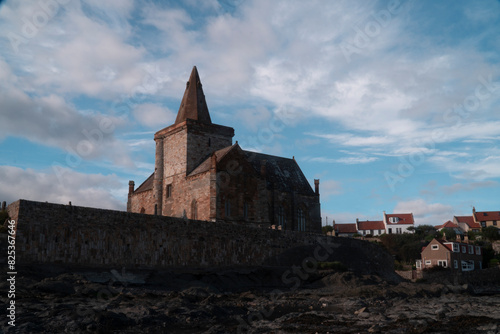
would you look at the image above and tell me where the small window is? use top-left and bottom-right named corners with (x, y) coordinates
top-left (494, 221), bottom-right (498, 226)
top-left (225, 199), bottom-right (231, 217)
top-left (462, 245), bottom-right (467, 253)
top-left (437, 260), bottom-right (447, 268)
top-left (454, 260), bottom-right (458, 269)
top-left (431, 244), bottom-right (439, 250)
top-left (475, 246), bottom-right (481, 255)
top-left (166, 184), bottom-right (172, 198)
top-left (468, 245), bottom-right (474, 254)
top-left (425, 260), bottom-right (431, 265)
top-left (461, 260), bottom-right (474, 271)
top-left (452, 243), bottom-right (459, 252)
top-left (481, 222), bottom-right (486, 227)
top-left (416, 260), bottom-right (421, 269)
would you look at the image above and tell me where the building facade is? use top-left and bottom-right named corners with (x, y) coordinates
top-left (127, 67), bottom-right (321, 232)
top-left (417, 238), bottom-right (483, 272)
top-left (473, 207), bottom-right (500, 230)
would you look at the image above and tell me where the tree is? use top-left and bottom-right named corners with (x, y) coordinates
top-left (322, 225), bottom-right (333, 235)
top-left (441, 228), bottom-right (456, 241)
top-left (482, 226), bottom-right (500, 241)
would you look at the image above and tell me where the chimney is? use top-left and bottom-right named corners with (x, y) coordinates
top-left (314, 179), bottom-right (320, 195)
top-left (464, 234), bottom-right (469, 244)
top-left (128, 180), bottom-right (135, 195)
top-left (456, 234), bottom-right (461, 242)
top-left (443, 231), bottom-right (447, 241)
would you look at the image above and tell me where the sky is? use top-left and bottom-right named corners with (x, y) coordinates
top-left (0, 0), bottom-right (499, 226)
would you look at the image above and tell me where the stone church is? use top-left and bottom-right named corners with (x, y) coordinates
top-left (127, 67), bottom-right (321, 232)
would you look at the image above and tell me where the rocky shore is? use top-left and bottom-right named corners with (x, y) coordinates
top-left (1, 265), bottom-right (499, 333)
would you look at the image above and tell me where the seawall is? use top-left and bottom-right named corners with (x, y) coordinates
top-left (6, 199), bottom-right (397, 280)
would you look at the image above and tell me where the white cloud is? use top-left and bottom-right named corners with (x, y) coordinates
top-left (442, 181), bottom-right (498, 194)
top-left (319, 179), bottom-right (343, 200)
top-left (394, 199), bottom-right (453, 226)
top-left (133, 103), bottom-right (176, 128)
top-left (0, 166), bottom-right (125, 210)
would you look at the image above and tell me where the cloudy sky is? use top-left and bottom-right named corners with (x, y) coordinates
top-left (1, 0), bottom-right (499, 226)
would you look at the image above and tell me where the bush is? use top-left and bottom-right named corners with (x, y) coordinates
top-left (488, 259), bottom-right (499, 268)
top-left (318, 261), bottom-right (348, 272)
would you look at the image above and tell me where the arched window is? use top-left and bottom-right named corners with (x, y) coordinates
top-left (191, 200), bottom-right (198, 220)
top-left (297, 208), bottom-right (306, 231)
top-left (278, 206), bottom-right (285, 227)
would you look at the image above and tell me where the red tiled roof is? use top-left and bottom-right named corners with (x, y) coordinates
top-left (435, 220), bottom-right (459, 230)
top-left (357, 220), bottom-right (385, 230)
top-left (335, 223), bottom-right (357, 234)
top-left (385, 213), bottom-right (415, 225)
top-left (474, 210), bottom-right (500, 222)
top-left (455, 215), bottom-right (481, 229)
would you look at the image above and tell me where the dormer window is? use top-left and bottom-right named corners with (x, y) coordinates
top-left (389, 217), bottom-right (399, 223)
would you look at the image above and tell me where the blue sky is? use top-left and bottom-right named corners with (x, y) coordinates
top-left (0, 0), bottom-right (499, 226)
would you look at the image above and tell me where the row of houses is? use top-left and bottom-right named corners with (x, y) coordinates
top-left (332, 207), bottom-right (500, 238)
top-left (332, 212), bottom-right (415, 237)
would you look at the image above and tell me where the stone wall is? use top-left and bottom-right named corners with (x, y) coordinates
top-left (6, 199), bottom-right (397, 280)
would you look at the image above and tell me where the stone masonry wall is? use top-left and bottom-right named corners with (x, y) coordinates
top-left (6, 200), bottom-right (397, 280)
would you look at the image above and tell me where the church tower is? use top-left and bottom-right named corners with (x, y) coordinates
top-left (152, 66), bottom-right (234, 216)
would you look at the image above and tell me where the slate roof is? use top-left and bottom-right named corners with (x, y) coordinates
top-left (357, 220), bottom-right (385, 231)
top-left (134, 173), bottom-right (154, 193)
top-left (175, 66), bottom-right (212, 125)
top-left (243, 150), bottom-right (315, 195)
top-left (188, 144), bottom-right (237, 176)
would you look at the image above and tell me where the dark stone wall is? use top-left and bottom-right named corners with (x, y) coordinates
top-left (7, 200), bottom-right (397, 281)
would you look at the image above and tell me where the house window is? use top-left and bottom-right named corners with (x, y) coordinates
top-left (437, 260), bottom-right (447, 268)
top-left (416, 260), bottom-right (422, 269)
top-left (461, 260), bottom-right (474, 271)
top-left (431, 244), bottom-right (439, 250)
top-left (452, 243), bottom-right (459, 252)
top-left (481, 222), bottom-right (486, 227)
top-left (297, 208), bottom-right (306, 231)
top-left (462, 245), bottom-right (466, 253)
top-left (378, 229), bottom-right (382, 235)
top-left (244, 202), bottom-right (248, 220)
top-left (166, 184), bottom-right (172, 198)
top-left (425, 260), bottom-right (431, 265)
top-left (225, 199), bottom-right (231, 217)
top-left (468, 245), bottom-right (474, 254)
top-left (454, 260), bottom-right (458, 269)
top-left (278, 206), bottom-right (285, 227)
top-left (494, 221), bottom-right (498, 226)
top-left (191, 200), bottom-right (197, 220)
top-left (475, 246), bottom-right (481, 255)
top-left (388, 228), bottom-right (392, 234)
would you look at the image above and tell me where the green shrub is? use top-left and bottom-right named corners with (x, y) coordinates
top-left (318, 261), bottom-right (348, 272)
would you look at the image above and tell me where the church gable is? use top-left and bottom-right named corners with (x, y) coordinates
top-left (128, 66), bottom-right (321, 232)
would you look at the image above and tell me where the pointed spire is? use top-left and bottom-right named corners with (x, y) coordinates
top-left (175, 66), bottom-right (212, 124)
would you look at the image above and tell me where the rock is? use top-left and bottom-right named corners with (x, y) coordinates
top-left (34, 280), bottom-right (75, 296)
